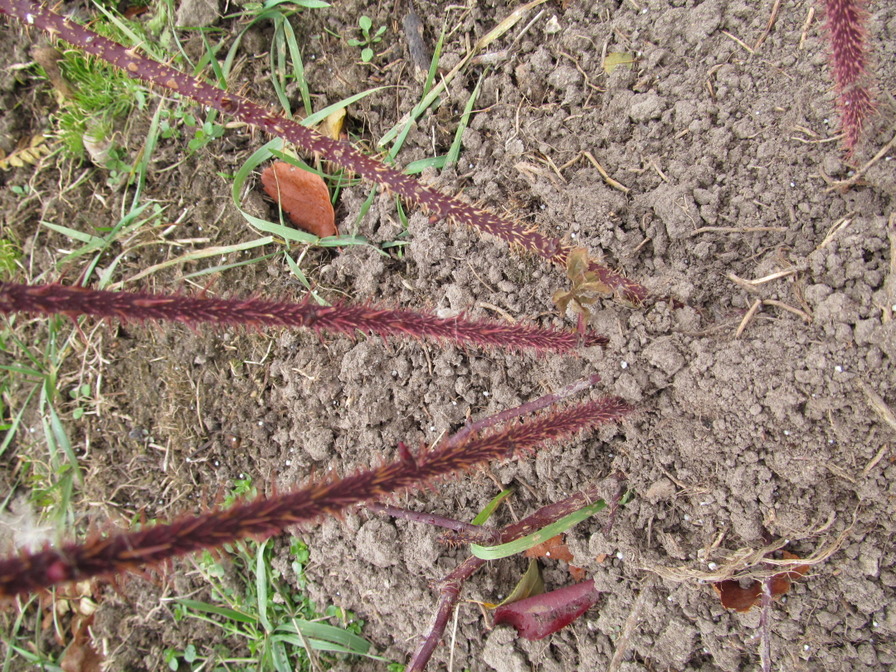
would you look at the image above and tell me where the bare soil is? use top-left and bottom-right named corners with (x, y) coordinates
top-left (1, 0), bottom-right (895, 670)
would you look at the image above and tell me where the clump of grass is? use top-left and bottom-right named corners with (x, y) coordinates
top-left (164, 478), bottom-right (391, 671)
top-left (49, 47), bottom-right (144, 158)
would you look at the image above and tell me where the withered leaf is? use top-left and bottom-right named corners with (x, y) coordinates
top-left (713, 551), bottom-right (811, 612)
top-left (603, 52), bottom-right (636, 74)
top-left (524, 534), bottom-right (574, 563)
top-left (496, 558), bottom-right (544, 608)
top-left (261, 161), bottom-right (337, 238)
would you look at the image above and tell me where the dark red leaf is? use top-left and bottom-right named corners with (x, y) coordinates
top-left (493, 579), bottom-right (599, 640)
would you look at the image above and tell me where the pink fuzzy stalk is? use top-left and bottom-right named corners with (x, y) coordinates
top-left (0, 0), bottom-right (647, 304)
top-left (822, 0), bottom-right (876, 152)
top-left (0, 397), bottom-right (632, 597)
top-left (0, 282), bottom-right (607, 352)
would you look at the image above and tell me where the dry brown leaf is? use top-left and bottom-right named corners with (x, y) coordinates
top-left (713, 551), bottom-right (811, 612)
top-left (260, 161), bottom-right (337, 238)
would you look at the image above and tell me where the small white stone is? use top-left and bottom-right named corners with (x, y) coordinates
top-left (620, 361), bottom-right (629, 369)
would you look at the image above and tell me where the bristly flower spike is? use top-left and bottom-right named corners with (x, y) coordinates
top-left (0, 396), bottom-right (633, 597)
top-left (0, 0), bottom-right (648, 304)
top-left (0, 282), bottom-right (608, 353)
top-left (822, 0), bottom-right (876, 152)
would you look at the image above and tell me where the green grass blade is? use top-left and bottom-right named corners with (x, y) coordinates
top-left (128, 95), bottom-right (166, 210)
top-left (281, 18), bottom-right (312, 116)
top-left (176, 599), bottom-right (257, 624)
top-left (471, 488), bottom-right (513, 525)
top-left (445, 71), bottom-right (483, 167)
top-left (47, 403), bottom-right (82, 486)
top-left (283, 251), bottom-right (328, 305)
top-left (421, 21), bottom-right (446, 99)
top-left (269, 18), bottom-right (293, 118)
top-left (255, 540), bottom-right (272, 633)
top-left (0, 386), bottom-right (37, 459)
top-left (274, 620), bottom-right (371, 653)
top-left (470, 499), bottom-right (608, 560)
top-left (403, 155), bottom-right (447, 175)
top-left (41, 222), bottom-right (102, 246)
top-left (300, 86), bottom-right (388, 128)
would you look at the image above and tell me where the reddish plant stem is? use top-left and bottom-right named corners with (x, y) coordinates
top-left (372, 378), bottom-right (605, 544)
top-left (406, 482), bottom-right (611, 671)
top-left (0, 398), bottom-right (632, 598)
top-left (0, 282), bottom-right (608, 353)
top-left (408, 556), bottom-right (485, 672)
top-left (366, 503), bottom-right (496, 544)
top-left (0, 0), bottom-right (648, 304)
top-left (447, 373), bottom-right (602, 447)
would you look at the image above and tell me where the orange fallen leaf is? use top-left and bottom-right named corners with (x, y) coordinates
top-left (713, 551), bottom-right (811, 612)
top-left (524, 535), bottom-right (587, 580)
top-left (713, 580), bottom-right (762, 612)
top-left (569, 565), bottom-right (587, 581)
top-left (524, 535), bottom-right (574, 563)
top-left (261, 161), bottom-right (337, 238)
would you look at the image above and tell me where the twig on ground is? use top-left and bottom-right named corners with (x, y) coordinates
top-left (607, 578), bottom-right (652, 672)
top-left (758, 577), bottom-right (774, 672)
